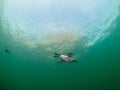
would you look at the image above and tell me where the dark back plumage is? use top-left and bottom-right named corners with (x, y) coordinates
top-left (67, 53), bottom-right (74, 57)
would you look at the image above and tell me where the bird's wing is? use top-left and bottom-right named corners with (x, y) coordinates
top-left (67, 53), bottom-right (74, 57)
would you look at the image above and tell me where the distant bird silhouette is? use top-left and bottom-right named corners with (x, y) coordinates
top-left (5, 46), bottom-right (11, 54)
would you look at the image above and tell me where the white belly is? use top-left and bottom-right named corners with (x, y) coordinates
top-left (60, 55), bottom-right (70, 62)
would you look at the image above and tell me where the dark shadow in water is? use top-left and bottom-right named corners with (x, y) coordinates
top-left (5, 46), bottom-right (11, 54)
top-left (0, 81), bottom-right (8, 90)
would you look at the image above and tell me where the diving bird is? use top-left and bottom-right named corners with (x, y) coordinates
top-left (54, 52), bottom-right (77, 63)
top-left (5, 46), bottom-right (11, 54)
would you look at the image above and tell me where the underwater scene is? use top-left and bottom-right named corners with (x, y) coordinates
top-left (0, 0), bottom-right (120, 90)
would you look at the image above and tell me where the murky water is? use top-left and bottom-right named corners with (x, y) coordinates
top-left (0, 0), bottom-right (120, 89)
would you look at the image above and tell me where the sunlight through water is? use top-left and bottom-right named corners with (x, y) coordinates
top-left (1, 0), bottom-right (120, 53)
top-left (0, 0), bottom-right (120, 89)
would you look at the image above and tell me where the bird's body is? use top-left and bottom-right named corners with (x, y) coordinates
top-left (54, 53), bottom-right (77, 63)
top-left (60, 55), bottom-right (73, 62)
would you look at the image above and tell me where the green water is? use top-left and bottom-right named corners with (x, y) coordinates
top-left (0, 0), bottom-right (120, 90)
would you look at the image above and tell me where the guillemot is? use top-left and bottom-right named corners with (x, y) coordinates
top-left (54, 52), bottom-right (77, 63)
